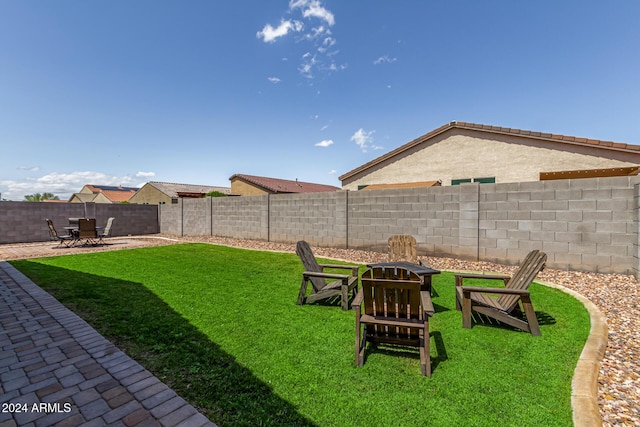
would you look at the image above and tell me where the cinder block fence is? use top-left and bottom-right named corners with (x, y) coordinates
top-left (1, 176), bottom-right (638, 278)
top-left (160, 176), bottom-right (640, 277)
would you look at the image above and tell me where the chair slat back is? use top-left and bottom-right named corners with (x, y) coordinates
top-left (387, 235), bottom-right (418, 264)
top-left (78, 218), bottom-right (97, 239)
top-left (103, 217), bottom-right (115, 236)
top-left (362, 267), bottom-right (422, 339)
top-left (45, 219), bottom-right (58, 238)
top-left (296, 241), bottom-right (326, 292)
top-left (498, 250), bottom-right (547, 311)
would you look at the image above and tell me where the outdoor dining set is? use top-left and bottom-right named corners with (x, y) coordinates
top-left (46, 217), bottom-right (115, 247)
top-left (295, 235), bottom-right (547, 376)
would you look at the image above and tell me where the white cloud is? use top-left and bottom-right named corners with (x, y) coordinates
top-left (257, 19), bottom-right (303, 43)
top-left (258, 1), bottom-right (339, 79)
top-left (267, 76), bottom-right (281, 83)
top-left (315, 139), bottom-right (334, 147)
top-left (328, 169), bottom-right (337, 175)
top-left (0, 171), bottom-right (137, 201)
top-left (136, 171), bottom-right (156, 178)
top-left (291, 0), bottom-right (335, 26)
top-left (350, 128), bottom-right (376, 153)
top-left (374, 55), bottom-right (397, 65)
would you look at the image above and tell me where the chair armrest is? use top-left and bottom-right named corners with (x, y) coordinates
top-left (455, 272), bottom-right (511, 287)
top-left (303, 271), bottom-right (352, 281)
top-left (420, 291), bottom-right (434, 316)
top-left (460, 286), bottom-right (530, 296)
top-left (352, 288), bottom-right (364, 307)
top-left (318, 264), bottom-right (360, 276)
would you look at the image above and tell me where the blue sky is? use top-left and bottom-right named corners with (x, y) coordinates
top-left (1, 1), bottom-right (639, 200)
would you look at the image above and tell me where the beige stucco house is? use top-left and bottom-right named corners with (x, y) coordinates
top-left (339, 121), bottom-right (640, 190)
top-left (129, 181), bottom-right (231, 204)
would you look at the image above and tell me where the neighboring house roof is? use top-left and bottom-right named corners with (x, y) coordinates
top-left (146, 181), bottom-right (231, 198)
top-left (230, 174), bottom-right (340, 194)
top-left (71, 184), bottom-right (139, 203)
top-left (360, 181), bottom-right (442, 191)
top-left (339, 121), bottom-right (640, 182)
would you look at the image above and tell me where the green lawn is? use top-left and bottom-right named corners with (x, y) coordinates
top-left (11, 243), bottom-right (590, 427)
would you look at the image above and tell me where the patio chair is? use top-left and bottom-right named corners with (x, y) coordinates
top-left (45, 219), bottom-right (74, 247)
top-left (354, 266), bottom-right (435, 376)
top-left (455, 250), bottom-right (547, 336)
top-left (96, 217), bottom-right (115, 245)
top-left (296, 240), bottom-right (359, 310)
top-left (77, 218), bottom-right (98, 246)
top-left (388, 234), bottom-right (422, 265)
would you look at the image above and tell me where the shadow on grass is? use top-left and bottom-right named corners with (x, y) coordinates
top-left (359, 330), bottom-right (448, 374)
top-left (11, 261), bottom-right (316, 427)
top-left (469, 310), bottom-right (557, 332)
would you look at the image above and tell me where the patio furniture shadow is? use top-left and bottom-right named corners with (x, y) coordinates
top-left (469, 310), bottom-right (556, 332)
top-left (12, 261), bottom-right (317, 427)
top-left (362, 330), bottom-right (448, 373)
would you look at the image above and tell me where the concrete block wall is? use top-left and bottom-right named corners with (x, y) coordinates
top-left (212, 195), bottom-right (268, 240)
top-left (269, 192), bottom-right (348, 247)
top-left (95, 203), bottom-right (159, 236)
top-left (149, 175), bottom-right (640, 276)
top-left (0, 202), bottom-right (159, 244)
top-left (347, 187), bottom-right (461, 255)
top-left (478, 177), bottom-right (639, 273)
top-left (159, 203), bottom-right (182, 236)
top-left (182, 198), bottom-right (212, 237)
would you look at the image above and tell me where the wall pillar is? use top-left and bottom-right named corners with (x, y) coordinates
top-left (458, 183), bottom-right (480, 260)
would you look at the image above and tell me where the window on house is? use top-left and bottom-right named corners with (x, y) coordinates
top-left (451, 177), bottom-right (495, 185)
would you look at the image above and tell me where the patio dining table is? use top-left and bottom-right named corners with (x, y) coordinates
top-left (366, 261), bottom-right (440, 294)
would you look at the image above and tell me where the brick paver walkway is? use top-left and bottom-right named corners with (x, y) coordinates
top-left (0, 261), bottom-right (216, 427)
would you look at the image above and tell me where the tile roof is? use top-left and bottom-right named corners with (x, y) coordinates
top-left (230, 174), bottom-right (340, 194)
top-left (339, 121), bottom-right (640, 181)
top-left (147, 181), bottom-right (231, 198)
top-left (82, 184), bottom-right (139, 203)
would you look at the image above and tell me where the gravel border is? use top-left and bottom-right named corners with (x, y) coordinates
top-left (2, 235), bottom-right (638, 426)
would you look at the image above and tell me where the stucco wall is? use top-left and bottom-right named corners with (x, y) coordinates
top-left (230, 180), bottom-right (269, 196)
top-left (129, 185), bottom-right (172, 205)
top-left (343, 128), bottom-right (638, 190)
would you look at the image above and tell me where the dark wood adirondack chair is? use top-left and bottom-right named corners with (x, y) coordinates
top-left (455, 250), bottom-right (547, 336)
top-left (354, 266), bottom-right (435, 376)
top-left (387, 234), bottom-right (421, 265)
top-left (296, 241), bottom-right (359, 310)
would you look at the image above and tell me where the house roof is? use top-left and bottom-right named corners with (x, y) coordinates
top-left (339, 121), bottom-right (640, 181)
top-left (230, 174), bottom-right (340, 194)
top-left (146, 181), bottom-right (231, 198)
top-left (80, 184), bottom-right (139, 203)
top-left (360, 181), bottom-right (442, 191)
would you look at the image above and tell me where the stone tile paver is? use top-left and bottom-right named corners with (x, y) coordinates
top-left (0, 261), bottom-right (215, 427)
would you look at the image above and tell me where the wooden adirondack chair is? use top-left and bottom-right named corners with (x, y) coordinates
top-left (455, 250), bottom-right (547, 336)
top-left (296, 241), bottom-right (359, 310)
top-left (387, 235), bottom-right (421, 265)
top-left (354, 266), bottom-right (435, 376)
